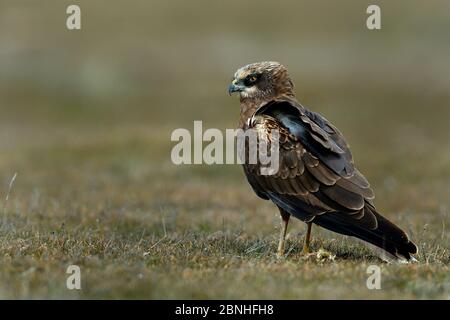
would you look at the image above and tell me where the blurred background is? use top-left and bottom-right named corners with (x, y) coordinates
top-left (0, 0), bottom-right (448, 299)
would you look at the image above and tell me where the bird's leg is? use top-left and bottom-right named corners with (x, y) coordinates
top-left (302, 222), bottom-right (313, 254)
top-left (277, 209), bottom-right (290, 258)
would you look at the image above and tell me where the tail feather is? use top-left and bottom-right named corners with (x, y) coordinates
top-left (313, 205), bottom-right (417, 262)
top-left (268, 192), bottom-right (418, 262)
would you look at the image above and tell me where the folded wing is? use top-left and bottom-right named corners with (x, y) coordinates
top-left (243, 99), bottom-right (417, 261)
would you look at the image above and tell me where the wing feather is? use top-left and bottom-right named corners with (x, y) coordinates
top-left (241, 98), bottom-right (416, 261)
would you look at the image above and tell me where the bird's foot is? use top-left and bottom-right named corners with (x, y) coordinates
top-left (300, 245), bottom-right (317, 259)
top-left (276, 248), bottom-right (285, 259)
top-left (301, 244), bottom-right (310, 255)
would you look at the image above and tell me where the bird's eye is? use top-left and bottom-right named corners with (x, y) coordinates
top-left (244, 74), bottom-right (259, 86)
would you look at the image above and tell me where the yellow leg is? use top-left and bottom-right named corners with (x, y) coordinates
top-left (277, 210), bottom-right (290, 258)
top-left (302, 222), bottom-right (312, 254)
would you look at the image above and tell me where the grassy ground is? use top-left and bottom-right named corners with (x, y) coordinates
top-left (0, 1), bottom-right (449, 299)
top-left (0, 118), bottom-right (448, 299)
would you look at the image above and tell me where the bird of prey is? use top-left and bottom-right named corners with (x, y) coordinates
top-left (228, 61), bottom-right (417, 262)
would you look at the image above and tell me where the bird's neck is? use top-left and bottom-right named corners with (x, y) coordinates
top-left (238, 98), bottom-right (266, 129)
top-left (238, 93), bottom-right (296, 129)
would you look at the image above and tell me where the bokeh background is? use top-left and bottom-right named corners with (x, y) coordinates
top-left (0, 0), bottom-right (449, 299)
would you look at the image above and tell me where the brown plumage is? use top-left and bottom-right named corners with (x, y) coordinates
top-left (228, 61), bottom-right (417, 262)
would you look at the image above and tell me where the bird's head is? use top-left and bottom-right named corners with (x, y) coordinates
top-left (228, 61), bottom-right (294, 102)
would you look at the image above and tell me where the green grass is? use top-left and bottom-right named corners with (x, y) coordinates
top-left (0, 0), bottom-right (449, 299)
top-left (0, 119), bottom-right (448, 299)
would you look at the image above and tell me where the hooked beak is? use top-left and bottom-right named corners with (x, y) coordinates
top-left (228, 80), bottom-right (244, 95)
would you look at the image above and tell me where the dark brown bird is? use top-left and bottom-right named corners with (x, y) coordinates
top-left (228, 61), bottom-right (417, 262)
